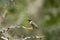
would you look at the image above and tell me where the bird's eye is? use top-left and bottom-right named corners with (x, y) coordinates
top-left (28, 19), bottom-right (31, 22)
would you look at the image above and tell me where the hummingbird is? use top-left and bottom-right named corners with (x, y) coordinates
top-left (28, 19), bottom-right (38, 29)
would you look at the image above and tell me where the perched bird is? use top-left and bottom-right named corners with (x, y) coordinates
top-left (28, 19), bottom-right (38, 29)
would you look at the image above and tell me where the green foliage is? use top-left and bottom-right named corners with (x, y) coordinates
top-left (43, 0), bottom-right (60, 8)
